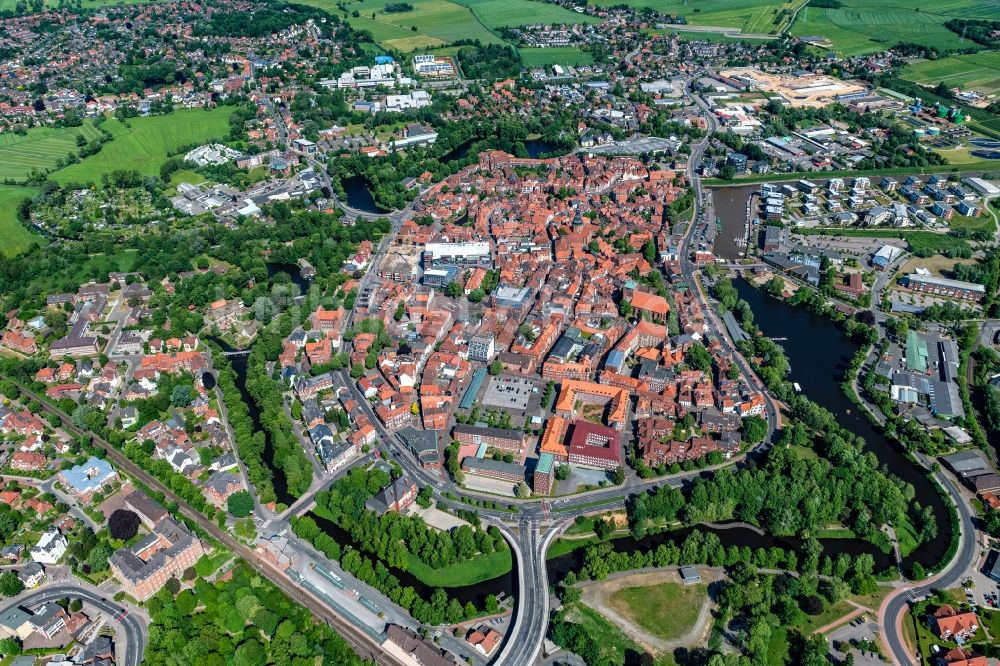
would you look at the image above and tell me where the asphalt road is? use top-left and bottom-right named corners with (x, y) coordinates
top-left (881, 458), bottom-right (978, 665)
top-left (0, 585), bottom-right (146, 666)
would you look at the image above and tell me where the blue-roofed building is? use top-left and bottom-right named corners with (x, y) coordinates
top-left (58, 456), bottom-right (119, 502)
top-left (460, 367), bottom-right (488, 410)
top-left (605, 349), bottom-right (626, 374)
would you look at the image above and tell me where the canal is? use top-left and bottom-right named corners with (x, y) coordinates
top-left (734, 279), bottom-right (950, 569)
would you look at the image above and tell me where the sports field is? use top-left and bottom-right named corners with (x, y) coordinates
top-left (904, 51), bottom-right (1000, 96)
top-left (50, 107), bottom-right (235, 186)
top-left (0, 186), bottom-right (41, 257)
top-left (520, 46), bottom-right (595, 67)
top-left (0, 123), bottom-right (103, 183)
top-left (301, 0), bottom-right (596, 51)
top-left (790, 0), bottom-right (1000, 56)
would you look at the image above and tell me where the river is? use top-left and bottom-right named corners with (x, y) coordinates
top-left (734, 279), bottom-right (949, 569)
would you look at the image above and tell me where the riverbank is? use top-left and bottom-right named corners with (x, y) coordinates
top-left (733, 278), bottom-right (950, 571)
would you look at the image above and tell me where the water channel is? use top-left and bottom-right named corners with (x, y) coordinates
top-left (212, 263), bottom-right (311, 507)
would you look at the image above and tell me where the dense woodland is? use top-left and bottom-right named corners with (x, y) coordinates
top-left (143, 563), bottom-right (364, 666)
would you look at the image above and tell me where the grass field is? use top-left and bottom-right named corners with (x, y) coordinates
top-left (301, 0), bottom-right (596, 51)
top-left (790, 0), bottom-right (1000, 56)
top-left (904, 51), bottom-right (1000, 96)
top-left (591, 0), bottom-right (802, 32)
top-left (405, 549), bottom-right (512, 587)
top-left (0, 185), bottom-right (41, 257)
top-left (50, 107), bottom-right (234, 186)
top-left (566, 603), bottom-right (646, 664)
top-left (0, 122), bottom-right (102, 183)
top-left (520, 46), bottom-right (595, 67)
top-left (608, 581), bottom-right (706, 642)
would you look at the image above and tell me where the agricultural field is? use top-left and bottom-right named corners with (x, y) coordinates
top-left (300, 0), bottom-right (499, 50)
top-left (49, 107), bottom-right (235, 186)
top-left (453, 0), bottom-right (599, 30)
top-left (591, 0), bottom-right (803, 33)
top-left (0, 185), bottom-right (41, 257)
top-left (520, 46), bottom-right (595, 67)
top-left (0, 122), bottom-right (102, 183)
top-left (301, 0), bottom-right (596, 51)
top-left (790, 0), bottom-right (1000, 56)
top-left (903, 51), bottom-right (1000, 96)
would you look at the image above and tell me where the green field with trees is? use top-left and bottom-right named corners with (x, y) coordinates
top-left (50, 107), bottom-right (236, 185)
top-left (608, 580), bottom-right (707, 641)
top-left (520, 47), bottom-right (595, 67)
top-left (300, 0), bottom-right (596, 52)
top-left (0, 186), bottom-right (40, 257)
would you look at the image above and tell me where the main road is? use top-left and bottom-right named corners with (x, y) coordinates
top-left (0, 585), bottom-right (146, 666)
top-left (9, 381), bottom-right (407, 666)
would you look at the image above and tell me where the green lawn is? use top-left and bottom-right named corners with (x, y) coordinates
top-left (790, 0), bottom-right (1000, 56)
top-left (454, 0), bottom-right (599, 29)
top-left (904, 51), bottom-right (1000, 96)
top-left (766, 625), bottom-right (790, 666)
top-left (405, 548), bottom-right (512, 587)
top-left (793, 599), bottom-right (857, 634)
top-left (0, 122), bottom-right (102, 183)
top-left (0, 185), bottom-right (42, 257)
top-left (50, 107), bottom-right (235, 186)
top-left (546, 536), bottom-right (597, 559)
top-left (520, 46), bottom-right (595, 67)
top-left (608, 581), bottom-right (706, 642)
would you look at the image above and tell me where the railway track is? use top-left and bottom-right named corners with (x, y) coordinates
top-left (10, 380), bottom-right (403, 666)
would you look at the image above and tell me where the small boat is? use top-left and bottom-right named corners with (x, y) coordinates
top-left (793, 382), bottom-right (802, 392)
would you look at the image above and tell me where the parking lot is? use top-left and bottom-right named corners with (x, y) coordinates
top-left (826, 615), bottom-right (884, 666)
top-left (483, 376), bottom-right (537, 411)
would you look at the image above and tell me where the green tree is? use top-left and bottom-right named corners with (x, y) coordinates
top-left (0, 572), bottom-right (24, 597)
top-left (740, 415), bottom-right (768, 444)
top-left (227, 490), bottom-right (254, 518)
top-left (170, 384), bottom-right (193, 407)
top-left (488, 359), bottom-right (503, 376)
top-left (0, 638), bottom-right (20, 657)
